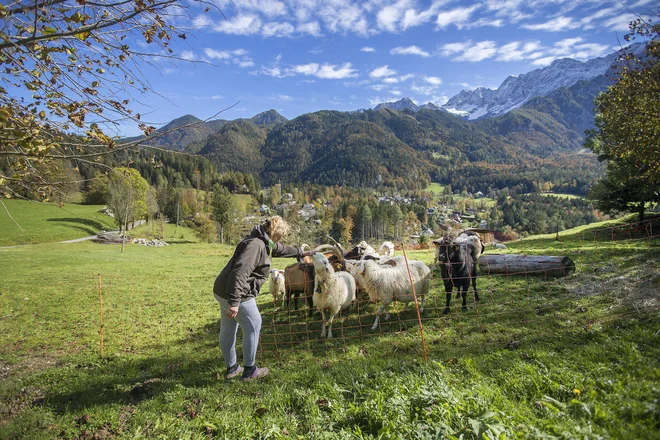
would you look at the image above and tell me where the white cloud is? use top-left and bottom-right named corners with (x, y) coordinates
top-left (270, 93), bottom-right (294, 101)
top-left (288, 62), bottom-right (358, 79)
top-left (370, 84), bottom-right (389, 91)
top-left (211, 95), bottom-right (223, 100)
top-left (455, 41), bottom-right (497, 62)
top-left (521, 16), bottom-right (578, 32)
top-left (361, 46), bottom-right (376, 52)
top-left (530, 37), bottom-right (610, 65)
top-left (411, 83), bottom-right (437, 95)
top-left (436, 5), bottom-right (480, 30)
top-left (293, 63), bottom-right (320, 75)
top-left (315, 63), bottom-right (358, 79)
top-left (496, 41), bottom-right (542, 62)
top-left (202, 48), bottom-right (253, 68)
top-left (262, 22), bottom-right (295, 37)
top-left (214, 15), bottom-right (262, 35)
top-left (381, 74), bottom-right (414, 84)
top-left (370, 65), bottom-right (397, 78)
top-left (216, 0), bottom-right (287, 17)
top-left (424, 76), bottom-right (442, 85)
top-left (603, 13), bottom-right (638, 32)
top-left (192, 14), bottom-right (212, 29)
top-left (441, 41), bottom-right (472, 56)
top-left (237, 59), bottom-right (255, 68)
top-left (377, 1), bottom-right (412, 32)
top-left (298, 21), bottom-right (322, 36)
top-left (402, 1), bottom-right (447, 30)
top-left (390, 90), bottom-right (402, 96)
top-left (391, 45), bottom-right (431, 57)
top-left (204, 48), bottom-right (232, 60)
top-left (180, 50), bottom-right (195, 61)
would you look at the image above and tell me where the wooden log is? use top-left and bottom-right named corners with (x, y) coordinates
top-left (478, 254), bottom-right (575, 277)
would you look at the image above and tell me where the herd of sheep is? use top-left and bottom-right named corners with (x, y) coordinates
top-left (269, 234), bottom-right (484, 339)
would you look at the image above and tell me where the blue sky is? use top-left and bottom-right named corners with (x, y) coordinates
top-left (118, 0), bottom-right (654, 135)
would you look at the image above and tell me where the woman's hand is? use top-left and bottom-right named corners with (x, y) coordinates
top-left (226, 306), bottom-right (239, 318)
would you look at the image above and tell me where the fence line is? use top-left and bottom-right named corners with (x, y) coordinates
top-left (0, 219), bottom-right (657, 362)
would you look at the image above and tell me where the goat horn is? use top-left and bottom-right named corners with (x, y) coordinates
top-left (326, 235), bottom-right (345, 254)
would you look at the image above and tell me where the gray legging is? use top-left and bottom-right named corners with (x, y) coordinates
top-left (215, 295), bottom-right (262, 368)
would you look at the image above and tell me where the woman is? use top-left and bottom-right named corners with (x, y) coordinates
top-left (213, 216), bottom-right (312, 381)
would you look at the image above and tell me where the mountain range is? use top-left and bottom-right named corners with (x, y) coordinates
top-left (374, 43), bottom-right (643, 120)
top-left (123, 44), bottom-right (643, 190)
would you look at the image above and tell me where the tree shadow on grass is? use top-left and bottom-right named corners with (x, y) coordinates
top-left (47, 218), bottom-right (106, 235)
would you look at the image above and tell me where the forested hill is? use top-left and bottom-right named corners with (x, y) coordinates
top-left (121, 110), bottom-right (287, 152)
top-left (117, 73), bottom-right (607, 192)
top-left (260, 111), bottom-right (433, 188)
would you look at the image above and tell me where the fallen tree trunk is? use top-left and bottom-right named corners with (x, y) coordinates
top-left (478, 254), bottom-right (575, 277)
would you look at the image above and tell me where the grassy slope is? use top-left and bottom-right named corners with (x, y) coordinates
top-left (1, 220), bottom-right (659, 439)
top-left (0, 200), bottom-right (117, 246)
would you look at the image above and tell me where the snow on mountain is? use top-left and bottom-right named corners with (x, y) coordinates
top-left (441, 43), bottom-right (644, 120)
top-left (374, 97), bottom-right (419, 112)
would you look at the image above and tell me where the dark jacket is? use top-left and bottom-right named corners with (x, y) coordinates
top-left (213, 225), bottom-right (301, 307)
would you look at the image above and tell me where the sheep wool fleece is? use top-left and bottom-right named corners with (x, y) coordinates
top-left (215, 295), bottom-right (262, 369)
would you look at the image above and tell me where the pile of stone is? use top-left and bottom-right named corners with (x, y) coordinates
top-left (132, 238), bottom-right (169, 247)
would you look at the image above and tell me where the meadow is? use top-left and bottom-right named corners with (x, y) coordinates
top-left (0, 200), bottom-right (116, 247)
top-left (1, 218), bottom-right (659, 439)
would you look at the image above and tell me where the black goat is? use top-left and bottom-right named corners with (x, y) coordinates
top-left (436, 241), bottom-right (479, 315)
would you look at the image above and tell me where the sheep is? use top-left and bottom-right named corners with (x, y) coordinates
top-left (455, 231), bottom-right (485, 261)
top-left (269, 269), bottom-right (286, 308)
top-left (378, 241), bottom-right (395, 257)
top-left (283, 244), bottom-right (345, 316)
top-left (360, 259), bottom-right (431, 330)
top-left (433, 231), bottom-right (485, 265)
top-left (311, 253), bottom-right (356, 339)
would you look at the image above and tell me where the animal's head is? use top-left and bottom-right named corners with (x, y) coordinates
top-left (311, 252), bottom-right (333, 276)
top-left (434, 236), bottom-right (453, 264)
top-left (270, 268), bottom-right (282, 280)
top-left (360, 259), bottom-right (377, 275)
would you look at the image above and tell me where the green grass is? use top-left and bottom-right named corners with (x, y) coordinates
top-left (425, 182), bottom-right (445, 195)
top-left (232, 194), bottom-right (254, 213)
top-left (1, 218), bottom-right (659, 439)
top-left (0, 200), bottom-right (117, 246)
top-left (540, 193), bottom-right (583, 200)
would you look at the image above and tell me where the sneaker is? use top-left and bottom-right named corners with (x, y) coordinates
top-left (241, 367), bottom-right (269, 382)
top-left (224, 365), bottom-right (243, 380)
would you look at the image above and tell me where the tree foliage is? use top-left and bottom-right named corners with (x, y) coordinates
top-left (586, 15), bottom-right (660, 219)
top-left (0, 0), bottom-right (212, 199)
top-left (106, 167), bottom-right (149, 233)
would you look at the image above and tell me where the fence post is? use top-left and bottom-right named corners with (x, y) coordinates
top-left (401, 244), bottom-right (428, 363)
top-left (98, 273), bottom-right (104, 359)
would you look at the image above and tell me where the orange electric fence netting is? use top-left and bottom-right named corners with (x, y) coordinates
top-left (0, 218), bottom-right (657, 363)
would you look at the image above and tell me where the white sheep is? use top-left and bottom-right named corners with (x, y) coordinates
top-left (269, 269), bottom-right (286, 308)
top-left (360, 259), bottom-right (431, 330)
top-left (454, 232), bottom-right (485, 260)
top-left (357, 241), bottom-right (378, 258)
top-left (378, 241), bottom-right (395, 257)
top-left (311, 253), bottom-right (356, 339)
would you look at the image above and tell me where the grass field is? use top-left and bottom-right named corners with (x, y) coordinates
top-left (232, 194), bottom-right (255, 213)
top-left (1, 218), bottom-right (659, 439)
top-left (0, 200), bottom-right (117, 247)
top-left (532, 193), bottom-right (584, 200)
